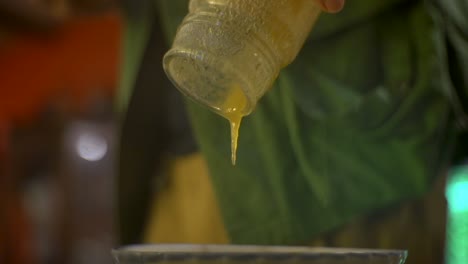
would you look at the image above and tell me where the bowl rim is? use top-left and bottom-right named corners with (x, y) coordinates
top-left (112, 244), bottom-right (408, 262)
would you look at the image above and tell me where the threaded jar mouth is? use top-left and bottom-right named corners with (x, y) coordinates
top-left (163, 48), bottom-right (253, 116)
top-left (162, 12), bottom-right (281, 117)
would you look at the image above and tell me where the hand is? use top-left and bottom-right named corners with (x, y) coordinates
top-left (315, 0), bottom-right (345, 13)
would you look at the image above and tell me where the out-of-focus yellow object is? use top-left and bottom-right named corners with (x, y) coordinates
top-left (144, 153), bottom-right (229, 244)
top-left (144, 152), bottom-right (446, 264)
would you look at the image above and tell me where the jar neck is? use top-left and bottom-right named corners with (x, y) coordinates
top-left (183, 10), bottom-right (281, 106)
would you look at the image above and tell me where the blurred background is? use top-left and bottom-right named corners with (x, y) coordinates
top-left (0, 1), bottom-right (467, 264)
top-left (0, 1), bottom-right (120, 263)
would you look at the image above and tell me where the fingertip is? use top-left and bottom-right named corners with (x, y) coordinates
top-left (323, 0), bottom-right (344, 13)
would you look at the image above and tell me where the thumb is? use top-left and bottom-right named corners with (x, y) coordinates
top-left (317, 0), bottom-right (345, 13)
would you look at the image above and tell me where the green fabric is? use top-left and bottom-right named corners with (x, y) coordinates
top-left (120, 0), bottom-right (467, 244)
top-left (117, 1), bottom-right (155, 114)
top-left (116, 1), bottom-right (159, 244)
top-left (428, 0), bottom-right (468, 128)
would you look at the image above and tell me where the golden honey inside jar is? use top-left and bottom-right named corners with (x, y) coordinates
top-left (163, 0), bottom-right (321, 164)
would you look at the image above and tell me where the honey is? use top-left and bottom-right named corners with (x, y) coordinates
top-left (218, 84), bottom-right (247, 165)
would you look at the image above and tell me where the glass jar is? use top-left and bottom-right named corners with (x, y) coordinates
top-left (163, 0), bottom-right (321, 116)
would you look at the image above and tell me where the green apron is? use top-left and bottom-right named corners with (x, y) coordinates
top-left (118, 0), bottom-right (468, 246)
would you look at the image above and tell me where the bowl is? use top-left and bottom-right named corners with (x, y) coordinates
top-left (112, 244), bottom-right (407, 264)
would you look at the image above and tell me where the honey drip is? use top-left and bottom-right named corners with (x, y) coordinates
top-left (219, 84), bottom-right (247, 165)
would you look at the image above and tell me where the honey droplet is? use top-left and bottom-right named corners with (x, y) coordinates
top-left (219, 84), bottom-right (247, 165)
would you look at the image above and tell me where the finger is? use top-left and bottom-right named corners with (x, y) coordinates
top-left (317, 0), bottom-right (345, 13)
